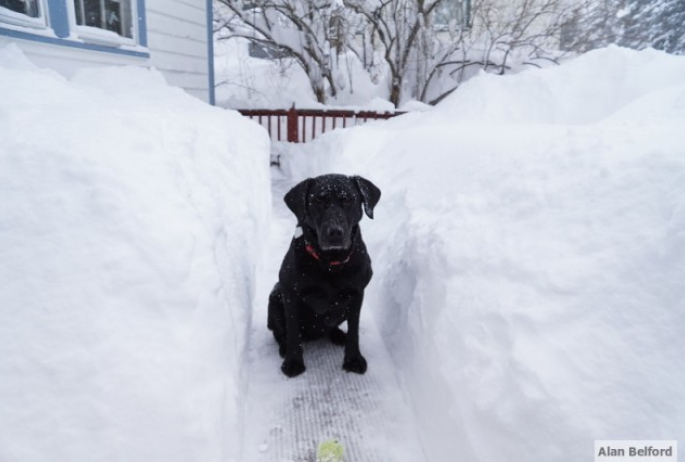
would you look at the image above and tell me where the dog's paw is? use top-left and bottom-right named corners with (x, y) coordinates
top-left (281, 358), bottom-right (306, 377)
top-left (329, 327), bottom-right (347, 346)
top-left (343, 353), bottom-right (367, 374)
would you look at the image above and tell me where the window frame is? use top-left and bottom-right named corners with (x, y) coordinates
top-left (67, 0), bottom-right (139, 47)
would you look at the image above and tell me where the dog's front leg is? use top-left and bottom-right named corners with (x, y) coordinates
top-left (281, 292), bottom-right (306, 377)
top-left (343, 293), bottom-right (367, 374)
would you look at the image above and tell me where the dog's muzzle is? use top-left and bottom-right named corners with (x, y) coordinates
top-left (319, 222), bottom-right (352, 250)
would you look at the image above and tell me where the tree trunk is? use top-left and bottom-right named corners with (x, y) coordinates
top-left (389, 76), bottom-right (402, 107)
top-left (313, 85), bottom-right (326, 104)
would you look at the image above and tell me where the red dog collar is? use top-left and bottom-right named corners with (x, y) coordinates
top-left (305, 242), bottom-right (351, 266)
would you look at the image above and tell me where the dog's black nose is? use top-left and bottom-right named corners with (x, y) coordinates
top-left (328, 226), bottom-right (343, 240)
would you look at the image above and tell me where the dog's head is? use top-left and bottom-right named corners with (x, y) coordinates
top-left (285, 174), bottom-right (381, 251)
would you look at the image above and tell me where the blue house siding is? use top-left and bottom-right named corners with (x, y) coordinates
top-left (137, 0), bottom-right (148, 48)
top-left (46, 0), bottom-right (70, 38)
top-left (206, 0), bottom-right (215, 105)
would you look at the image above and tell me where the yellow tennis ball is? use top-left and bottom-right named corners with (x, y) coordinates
top-left (316, 439), bottom-right (344, 462)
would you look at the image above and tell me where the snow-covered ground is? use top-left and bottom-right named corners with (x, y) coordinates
top-left (2, 41), bottom-right (684, 462)
top-left (239, 172), bottom-right (425, 462)
top-left (0, 44), bottom-right (270, 462)
top-left (281, 46), bottom-right (685, 461)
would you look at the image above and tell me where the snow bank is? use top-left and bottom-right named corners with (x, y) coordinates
top-left (0, 44), bottom-right (270, 462)
top-left (281, 47), bottom-right (685, 461)
top-left (433, 45), bottom-right (685, 125)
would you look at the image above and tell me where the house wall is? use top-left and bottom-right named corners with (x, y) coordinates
top-left (0, 0), bottom-right (214, 104)
top-left (146, 0), bottom-right (212, 103)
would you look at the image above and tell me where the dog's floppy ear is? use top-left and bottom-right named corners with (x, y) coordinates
top-left (353, 176), bottom-right (381, 219)
top-left (284, 178), bottom-right (313, 223)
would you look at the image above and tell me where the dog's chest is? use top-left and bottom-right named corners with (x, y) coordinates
top-left (300, 282), bottom-right (357, 326)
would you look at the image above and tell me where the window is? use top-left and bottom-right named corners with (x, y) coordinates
top-left (433, 0), bottom-right (471, 31)
top-left (73, 0), bottom-right (134, 39)
top-left (0, 0), bottom-right (47, 28)
top-left (0, 0), bottom-right (147, 54)
top-left (1, 0), bottom-right (40, 17)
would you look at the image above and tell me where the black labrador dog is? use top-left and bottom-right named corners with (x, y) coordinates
top-left (268, 174), bottom-right (381, 377)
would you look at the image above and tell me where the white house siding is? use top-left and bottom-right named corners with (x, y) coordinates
top-left (0, 35), bottom-right (145, 75)
top-left (146, 0), bottom-right (211, 102)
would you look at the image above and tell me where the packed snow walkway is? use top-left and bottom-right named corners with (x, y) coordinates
top-left (240, 170), bottom-right (426, 462)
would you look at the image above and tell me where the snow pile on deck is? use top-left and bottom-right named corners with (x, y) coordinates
top-left (214, 37), bottom-right (387, 110)
top-left (0, 44), bottom-right (270, 462)
top-left (282, 46), bottom-right (685, 461)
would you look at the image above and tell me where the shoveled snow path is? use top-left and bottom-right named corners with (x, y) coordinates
top-left (239, 170), bottom-right (426, 462)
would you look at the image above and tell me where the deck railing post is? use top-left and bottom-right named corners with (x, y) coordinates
top-left (287, 105), bottom-right (299, 143)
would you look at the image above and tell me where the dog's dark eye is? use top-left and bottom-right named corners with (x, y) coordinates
top-left (316, 194), bottom-right (328, 204)
top-left (341, 195), bottom-right (353, 204)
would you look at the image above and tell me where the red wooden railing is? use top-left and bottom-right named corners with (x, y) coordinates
top-left (237, 106), bottom-right (404, 143)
